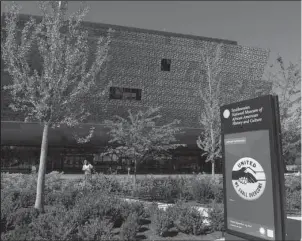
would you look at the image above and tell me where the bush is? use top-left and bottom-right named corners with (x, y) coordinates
top-left (1, 225), bottom-right (39, 241)
top-left (191, 177), bottom-right (216, 204)
top-left (145, 202), bottom-right (159, 218)
top-left (1, 190), bottom-right (18, 227)
top-left (286, 190), bottom-right (301, 213)
top-left (284, 175), bottom-right (301, 214)
top-left (177, 177), bottom-right (194, 201)
top-left (207, 201), bottom-right (225, 232)
top-left (173, 206), bottom-right (208, 235)
top-left (76, 218), bottom-right (114, 241)
top-left (1, 188), bottom-right (36, 231)
top-left (90, 174), bottom-right (122, 193)
top-left (45, 171), bottom-right (64, 191)
top-left (285, 176), bottom-right (301, 193)
top-left (165, 200), bottom-right (187, 221)
top-left (120, 213), bottom-right (140, 241)
top-left (73, 191), bottom-right (124, 227)
top-left (1, 173), bottom-right (36, 191)
top-left (134, 177), bottom-right (193, 203)
top-left (120, 201), bottom-right (146, 221)
top-left (152, 208), bottom-right (174, 237)
top-left (5, 207), bottom-right (39, 232)
top-left (29, 207), bottom-right (77, 241)
top-left (44, 189), bottom-right (77, 209)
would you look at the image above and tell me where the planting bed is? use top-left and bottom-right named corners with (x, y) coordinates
top-left (1, 172), bottom-right (300, 241)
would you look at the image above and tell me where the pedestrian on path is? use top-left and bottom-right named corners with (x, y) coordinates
top-left (82, 160), bottom-right (93, 182)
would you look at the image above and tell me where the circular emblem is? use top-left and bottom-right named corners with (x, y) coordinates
top-left (223, 109), bottom-right (230, 119)
top-left (232, 157), bottom-right (266, 201)
top-left (259, 227), bottom-right (266, 235)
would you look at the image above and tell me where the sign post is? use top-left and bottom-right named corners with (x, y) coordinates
top-left (220, 95), bottom-right (286, 241)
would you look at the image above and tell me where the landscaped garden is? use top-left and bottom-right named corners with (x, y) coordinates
top-left (1, 172), bottom-right (300, 241)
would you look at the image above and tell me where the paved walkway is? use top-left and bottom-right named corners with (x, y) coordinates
top-left (60, 173), bottom-right (221, 180)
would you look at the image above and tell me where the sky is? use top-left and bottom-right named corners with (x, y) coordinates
top-left (1, 1), bottom-right (301, 72)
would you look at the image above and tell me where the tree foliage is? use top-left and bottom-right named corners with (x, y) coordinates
top-left (267, 56), bottom-right (301, 165)
top-left (1, 1), bottom-right (113, 132)
top-left (102, 107), bottom-right (186, 179)
top-left (196, 43), bottom-right (224, 175)
top-left (1, 1), bottom-right (113, 211)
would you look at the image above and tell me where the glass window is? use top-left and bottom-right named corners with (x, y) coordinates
top-left (109, 87), bottom-right (142, 101)
top-left (161, 59), bottom-right (171, 71)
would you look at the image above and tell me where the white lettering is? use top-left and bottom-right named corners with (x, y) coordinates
top-left (250, 118), bottom-right (262, 123)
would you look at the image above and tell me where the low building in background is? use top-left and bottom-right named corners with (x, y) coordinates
top-left (1, 14), bottom-right (271, 174)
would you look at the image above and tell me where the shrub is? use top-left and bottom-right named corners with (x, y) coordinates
top-left (152, 208), bottom-right (174, 237)
top-left (1, 188), bottom-right (36, 230)
top-left (120, 201), bottom-right (146, 221)
top-left (207, 201), bottom-right (225, 232)
top-left (5, 207), bottom-right (39, 232)
top-left (134, 177), bottom-right (156, 201)
top-left (73, 191), bottom-right (124, 227)
top-left (173, 207), bottom-right (207, 235)
top-left (120, 213), bottom-right (140, 241)
top-left (45, 171), bottom-right (64, 191)
top-left (191, 177), bottom-right (215, 204)
top-left (28, 206), bottom-right (78, 241)
top-left (145, 202), bottom-right (159, 218)
top-left (77, 218), bottom-right (114, 241)
top-left (1, 225), bottom-right (40, 241)
top-left (118, 177), bottom-right (133, 196)
top-left (177, 177), bottom-right (194, 201)
top-left (44, 190), bottom-right (77, 209)
top-left (134, 177), bottom-right (193, 203)
top-left (286, 190), bottom-right (301, 213)
top-left (158, 177), bottom-right (181, 202)
top-left (1, 173), bottom-right (36, 191)
top-left (285, 176), bottom-right (301, 193)
top-left (90, 174), bottom-right (122, 193)
top-left (165, 200), bottom-right (187, 221)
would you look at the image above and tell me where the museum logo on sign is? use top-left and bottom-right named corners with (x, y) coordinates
top-left (232, 157), bottom-right (266, 201)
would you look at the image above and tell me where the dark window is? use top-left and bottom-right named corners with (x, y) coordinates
top-left (109, 87), bottom-right (142, 101)
top-left (109, 87), bottom-right (123, 99)
top-left (161, 59), bottom-right (171, 71)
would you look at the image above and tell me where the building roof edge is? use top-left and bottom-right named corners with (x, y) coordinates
top-left (3, 13), bottom-right (238, 45)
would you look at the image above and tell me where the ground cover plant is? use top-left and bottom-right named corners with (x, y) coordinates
top-left (1, 172), bottom-right (300, 240)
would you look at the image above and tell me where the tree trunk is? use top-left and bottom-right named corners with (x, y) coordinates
top-left (131, 159), bottom-right (137, 196)
top-left (211, 160), bottom-right (215, 176)
top-left (34, 123), bottom-right (49, 212)
top-left (134, 159), bottom-right (137, 188)
top-left (210, 126), bottom-right (215, 177)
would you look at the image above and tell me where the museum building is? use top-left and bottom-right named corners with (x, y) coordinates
top-left (1, 14), bottom-right (271, 174)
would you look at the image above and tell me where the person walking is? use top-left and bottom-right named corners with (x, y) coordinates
top-left (31, 162), bottom-right (37, 174)
top-left (82, 160), bottom-right (93, 182)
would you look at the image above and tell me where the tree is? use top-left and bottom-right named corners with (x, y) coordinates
top-left (103, 107), bottom-right (186, 186)
top-left (196, 43), bottom-right (224, 176)
top-left (1, 1), bottom-right (113, 212)
top-left (267, 56), bottom-right (301, 165)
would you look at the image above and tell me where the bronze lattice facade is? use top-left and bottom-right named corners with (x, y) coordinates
top-left (80, 21), bottom-right (271, 128)
top-left (1, 14), bottom-right (271, 127)
top-left (1, 14), bottom-right (271, 174)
